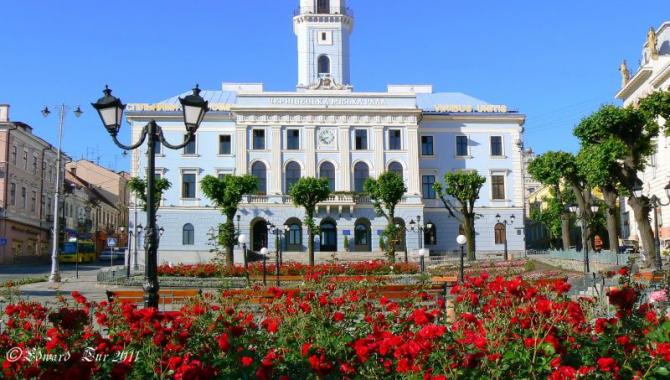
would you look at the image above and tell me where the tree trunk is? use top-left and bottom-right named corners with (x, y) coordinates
top-left (560, 213), bottom-right (571, 251)
top-left (629, 196), bottom-right (655, 266)
top-left (464, 214), bottom-right (476, 261)
top-left (307, 210), bottom-right (315, 267)
top-left (224, 217), bottom-right (235, 266)
top-left (602, 190), bottom-right (619, 252)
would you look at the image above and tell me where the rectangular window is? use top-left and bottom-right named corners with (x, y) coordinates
top-left (182, 173), bottom-right (196, 199)
top-left (21, 187), bottom-right (26, 208)
top-left (421, 136), bottom-right (434, 156)
top-left (32, 156), bottom-right (37, 174)
top-left (183, 135), bottom-right (196, 155)
top-left (492, 175), bottom-right (505, 200)
top-left (422, 175), bottom-right (436, 199)
top-left (31, 191), bottom-right (36, 212)
top-left (287, 129), bottom-right (300, 150)
top-left (253, 129), bottom-right (265, 150)
top-left (9, 183), bottom-right (15, 206)
top-left (10, 146), bottom-right (16, 165)
top-left (490, 136), bottom-right (503, 156)
top-left (355, 129), bottom-right (367, 150)
top-left (154, 140), bottom-right (162, 155)
top-left (219, 135), bottom-right (231, 155)
top-left (389, 130), bottom-right (401, 150)
top-left (456, 136), bottom-right (468, 157)
top-left (23, 151), bottom-right (28, 170)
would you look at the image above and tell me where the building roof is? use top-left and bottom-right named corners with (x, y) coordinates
top-left (156, 90), bottom-right (238, 106)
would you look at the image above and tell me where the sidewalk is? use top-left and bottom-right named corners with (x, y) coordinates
top-left (9, 272), bottom-right (110, 306)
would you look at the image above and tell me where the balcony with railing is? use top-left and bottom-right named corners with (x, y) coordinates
top-left (240, 193), bottom-right (410, 206)
top-left (293, 6), bottom-right (353, 18)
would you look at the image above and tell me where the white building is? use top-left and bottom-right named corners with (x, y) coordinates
top-left (616, 22), bottom-right (670, 246)
top-left (127, 0), bottom-right (526, 264)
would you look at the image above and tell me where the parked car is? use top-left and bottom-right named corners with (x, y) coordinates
top-left (99, 247), bottom-right (127, 262)
top-left (620, 239), bottom-right (639, 254)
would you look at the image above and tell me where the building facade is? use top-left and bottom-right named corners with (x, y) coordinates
top-left (616, 22), bottom-right (670, 247)
top-left (0, 105), bottom-right (63, 264)
top-left (127, 0), bottom-right (526, 264)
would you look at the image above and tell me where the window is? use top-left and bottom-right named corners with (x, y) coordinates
top-left (154, 140), bottom-right (162, 155)
top-left (182, 223), bottom-right (194, 245)
top-left (424, 223), bottom-right (437, 245)
top-left (389, 130), bottom-right (401, 150)
top-left (317, 0), bottom-right (329, 13)
top-left (287, 129), bottom-right (300, 150)
top-left (319, 162), bottom-right (335, 191)
top-left (388, 162), bottom-right (403, 178)
top-left (251, 162), bottom-right (267, 194)
top-left (23, 151), bottom-right (27, 170)
top-left (422, 175), bottom-right (436, 199)
top-left (32, 156), bottom-right (37, 174)
top-left (318, 55), bottom-right (330, 74)
top-left (21, 187), bottom-right (26, 208)
top-left (421, 136), bottom-right (434, 156)
top-left (285, 161), bottom-right (301, 192)
top-left (456, 136), bottom-right (468, 156)
top-left (354, 162), bottom-right (369, 193)
top-left (219, 135), bottom-right (231, 155)
top-left (10, 146), bottom-right (16, 165)
top-left (355, 223), bottom-right (369, 245)
top-left (9, 183), bottom-right (15, 206)
top-left (321, 32), bottom-right (327, 41)
top-left (253, 129), bottom-right (265, 150)
top-left (490, 136), bottom-right (503, 156)
top-left (184, 134), bottom-right (196, 155)
top-left (182, 173), bottom-right (196, 198)
top-left (492, 174), bottom-right (505, 200)
top-left (31, 191), bottom-right (36, 212)
top-left (355, 129), bottom-right (367, 150)
top-left (287, 223), bottom-right (302, 246)
top-left (494, 223), bottom-right (506, 244)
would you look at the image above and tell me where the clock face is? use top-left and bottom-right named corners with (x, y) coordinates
top-left (318, 129), bottom-right (335, 145)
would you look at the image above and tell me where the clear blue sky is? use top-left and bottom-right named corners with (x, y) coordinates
top-left (1, 1), bottom-right (667, 171)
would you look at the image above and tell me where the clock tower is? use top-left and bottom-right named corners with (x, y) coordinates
top-left (293, 0), bottom-right (353, 90)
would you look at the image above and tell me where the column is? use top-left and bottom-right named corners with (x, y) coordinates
top-left (373, 126), bottom-right (384, 177)
top-left (304, 126), bottom-right (316, 177)
top-left (406, 126), bottom-right (421, 195)
top-left (235, 126), bottom-right (248, 174)
top-left (338, 126), bottom-right (351, 191)
top-left (271, 126), bottom-right (282, 194)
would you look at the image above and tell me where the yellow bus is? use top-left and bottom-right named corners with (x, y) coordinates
top-left (59, 240), bottom-right (97, 263)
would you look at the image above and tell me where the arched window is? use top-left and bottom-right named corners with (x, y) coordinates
top-left (424, 222), bottom-right (437, 245)
top-left (318, 55), bottom-right (330, 75)
top-left (354, 162), bottom-right (369, 193)
top-left (251, 162), bottom-right (267, 195)
top-left (494, 223), bottom-right (506, 245)
top-left (388, 162), bottom-right (403, 178)
top-left (319, 161), bottom-right (335, 191)
top-left (182, 223), bottom-right (194, 245)
top-left (285, 161), bottom-right (301, 192)
top-left (288, 223), bottom-right (302, 246)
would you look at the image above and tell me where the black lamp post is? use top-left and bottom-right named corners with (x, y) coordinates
top-left (456, 234), bottom-right (467, 283)
top-left (495, 214), bottom-right (515, 261)
top-left (409, 216), bottom-right (433, 265)
top-left (92, 85), bottom-right (208, 308)
top-left (632, 180), bottom-right (670, 271)
top-left (568, 202), bottom-right (599, 274)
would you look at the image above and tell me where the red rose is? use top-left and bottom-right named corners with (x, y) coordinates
top-left (597, 357), bottom-right (617, 372)
top-left (217, 333), bottom-right (230, 352)
top-left (241, 357), bottom-right (253, 367)
top-left (332, 311), bottom-right (345, 322)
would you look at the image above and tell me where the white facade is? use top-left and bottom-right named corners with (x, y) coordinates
top-left (126, 0), bottom-right (526, 264)
top-left (616, 22), bottom-right (670, 245)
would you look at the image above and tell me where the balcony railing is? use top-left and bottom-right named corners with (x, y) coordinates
top-left (241, 194), bottom-right (409, 205)
top-left (293, 6), bottom-right (353, 17)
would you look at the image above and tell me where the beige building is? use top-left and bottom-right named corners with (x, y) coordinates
top-left (0, 105), bottom-right (64, 264)
top-left (616, 22), bottom-right (670, 245)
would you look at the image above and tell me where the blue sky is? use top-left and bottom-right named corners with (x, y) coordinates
top-left (1, 1), bottom-right (667, 171)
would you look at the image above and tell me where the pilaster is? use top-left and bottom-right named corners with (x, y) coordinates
top-left (338, 126), bottom-right (351, 191)
top-left (304, 126), bottom-right (316, 177)
top-left (373, 126), bottom-right (384, 177)
top-left (235, 126), bottom-right (248, 174)
top-left (271, 126), bottom-right (282, 194)
top-left (406, 126), bottom-right (421, 195)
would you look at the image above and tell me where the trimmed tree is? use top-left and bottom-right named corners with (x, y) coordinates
top-left (127, 176), bottom-right (171, 212)
top-left (289, 177), bottom-right (331, 266)
top-left (200, 174), bottom-right (258, 266)
top-left (364, 171), bottom-right (407, 263)
top-left (433, 171), bottom-right (485, 261)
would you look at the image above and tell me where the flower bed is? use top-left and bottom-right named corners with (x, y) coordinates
top-left (4, 268), bottom-right (670, 378)
top-left (157, 260), bottom-right (419, 278)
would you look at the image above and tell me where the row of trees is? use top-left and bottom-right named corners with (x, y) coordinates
top-left (528, 90), bottom-right (670, 264)
top-left (129, 165), bottom-right (491, 267)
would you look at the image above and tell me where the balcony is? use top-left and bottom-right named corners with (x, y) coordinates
top-left (293, 6), bottom-right (353, 17)
top-left (240, 194), bottom-right (411, 216)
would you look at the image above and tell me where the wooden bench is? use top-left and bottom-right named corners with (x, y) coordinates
top-left (634, 272), bottom-right (665, 283)
top-left (247, 274), bottom-right (304, 286)
top-left (106, 289), bottom-right (202, 307)
top-left (222, 288), bottom-right (302, 305)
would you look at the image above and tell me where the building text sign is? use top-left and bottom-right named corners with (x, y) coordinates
top-left (269, 97), bottom-right (387, 106)
top-left (434, 104), bottom-right (508, 113)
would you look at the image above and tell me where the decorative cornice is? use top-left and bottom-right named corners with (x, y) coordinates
top-left (615, 67), bottom-right (653, 100)
top-left (235, 112), bottom-right (419, 126)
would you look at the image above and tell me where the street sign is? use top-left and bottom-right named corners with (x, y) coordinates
top-left (107, 237), bottom-right (117, 247)
top-left (0, 238), bottom-right (6, 246)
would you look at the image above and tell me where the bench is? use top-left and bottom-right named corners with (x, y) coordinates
top-left (106, 289), bottom-right (202, 308)
top-left (247, 274), bottom-right (305, 286)
top-left (222, 288), bottom-right (302, 305)
top-left (634, 272), bottom-right (665, 283)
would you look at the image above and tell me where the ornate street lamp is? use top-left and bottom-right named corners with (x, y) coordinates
top-left (567, 202), bottom-right (599, 274)
top-left (495, 213), bottom-right (515, 261)
top-left (238, 234), bottom-right (249, 269)
top-left (260, 247), bottom-right (269, 286)
top-left (456, 234), bottom-right (467, 283)
top-left (634, 180), bottom-right (670, 271)
top-left (92, 85), bottom-right (208, 308)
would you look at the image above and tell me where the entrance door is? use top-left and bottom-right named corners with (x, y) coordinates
top-left (252, 221), bottom-right (268, 252)
top-left (320, 221), bottom-right (337, 251)
top-left (354, 220), bottom-right (371, 252)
